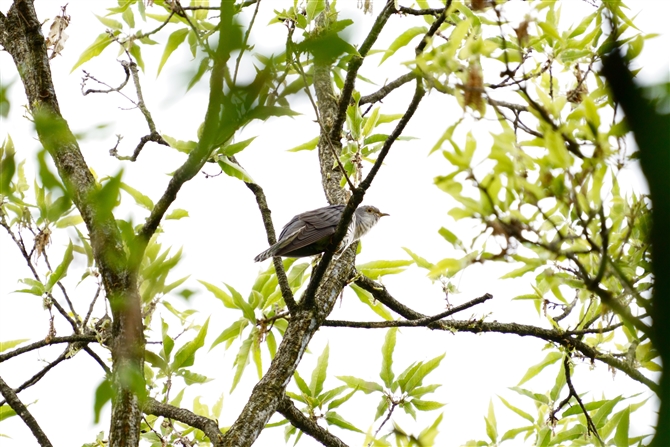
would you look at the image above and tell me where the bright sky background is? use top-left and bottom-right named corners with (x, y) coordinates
top-left (1, 1), bottom-right (668, 446)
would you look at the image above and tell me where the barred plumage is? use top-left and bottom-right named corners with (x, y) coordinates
top-left (254, 205), bottom-right (388, 262)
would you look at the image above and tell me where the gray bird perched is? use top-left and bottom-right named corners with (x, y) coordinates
top-left (254, 205), bottom-right (389, 262)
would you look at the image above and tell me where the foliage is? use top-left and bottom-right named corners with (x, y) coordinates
top-left (0, 1), bottom-right (665, 446)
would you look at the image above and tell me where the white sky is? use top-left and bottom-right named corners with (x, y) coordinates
top-left (1, 1), bottom-right (668, 446)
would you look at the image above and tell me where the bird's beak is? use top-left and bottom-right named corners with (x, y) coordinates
top-left (379, 211), bottom-right (390, 217)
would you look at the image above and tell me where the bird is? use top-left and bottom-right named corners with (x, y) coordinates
top-left (254, 204), bottom-right (389, 262)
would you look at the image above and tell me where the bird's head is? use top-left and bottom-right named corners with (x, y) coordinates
top-left (355, 205), bottom-right (389, 237)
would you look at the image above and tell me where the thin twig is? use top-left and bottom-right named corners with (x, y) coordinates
top-left (244, 181), bottom-right (297, 312)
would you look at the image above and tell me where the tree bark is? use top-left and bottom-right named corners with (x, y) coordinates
top-left (0, 2), bottom-right (144, 446)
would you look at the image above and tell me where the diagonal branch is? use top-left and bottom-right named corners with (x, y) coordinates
top-left (245, 181), bottom-right (297, 312)
top-left (0, 350), bottom-right (68, 407)
top-left (302, 80), bottom-right (425, 312)
top-left (277, 396), bottom-right (349, 447)
top-left (359, 72), bottom-right (417, 106)
top-left (143, 397), bottom-right (223, 446)
top-left (329, 0), bottom-right (396, 144)
top-left (0, 375), bottom-right (53, 447)
top-left (135, 2), bottom-right (235, 254)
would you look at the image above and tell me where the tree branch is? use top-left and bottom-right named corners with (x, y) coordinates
top-left (277, 396), bottom-right (349, 447)
top-left (0, 375), bottom-right (53, 447)
top-left (244, 181), bottom-right (297, 312)
top-left (143, 397), bottom-right (223, 446)
top-left (329, 0), bottom-right (396, 144)
top-left (303, 79), bottom-right (425, 311)
top-left (359, 72), bottom-right (417, 106)
top-left (355, 275), bottom-right (659, 393)
top-left (323, 293), bottom-right (492, 328)
top-left (0, 334), bottom-right (97, 363)
top-left (0, 349), bottom-right (68, 407)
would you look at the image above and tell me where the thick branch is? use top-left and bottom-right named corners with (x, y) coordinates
top-left (277, 396), bottom-right (349, 447)
top-left (0, 375), bottom-right (53, 447)
top-left (2, 2), bottom-right (145, 444)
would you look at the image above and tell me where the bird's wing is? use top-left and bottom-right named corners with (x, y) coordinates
top-left (276, 205), bottom-right (344, 253)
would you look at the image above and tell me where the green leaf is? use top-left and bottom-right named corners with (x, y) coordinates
top-left (404, 353), bottom-right (445, 392)
top-left (337, 376), bottom-right (384, 394)
top-left (230, 333), bottom-right (253, 392)
top-left (161, 319), bottom-right (174, 361)
top-left (485, 400), bottom-right (497, 443)
top-left (517, 352), bottom-right (562, 386)
top-left (306, 0), bottom-right (326, 22)
top-left (218, 156), bottom-right (254, 183)
top-left (324, 411), bottom-right (363, 433)
top-left (402, 247), bottom-right (434, 270)
top-left (357, 260), bottom-right (412, 280)
top-left (327, 388), bottom-right (356, 410)
top-left (120, 182), bottom-right (154, 210)
top-left (501, 426), bottom-right (534, 442)
top-left (613, 406), bottom-right (630, 447)
top-left (248, 106), bottom-right (300, 122)
top-left (72, 33), bottom-right (115, 72)
top-left (157, 28), bottom-right (189, 76)
top-left (350, 284), bottom-right (393, 320)
top-left (93, 378), bottom-right (114, 423)
top-left (46, 241), bottom-right (73, 292)
top-left (56, 214), bottom-right (84, 228)
top-left (293, 370), bottom-right (311, 397)
top-left (225, 283), bottom-right (256, 322)
top-left (0, 338), bottom-right (29, 352)
top-left (219, 137), bottom-right (257, 156)
top-left (0, 404), bottom-right (17, 422)
top-left (94, 171), bottom-right (122, 218)
top-left (166, 208), bottom-right (189, 220)
top-left (210, 318), bottom-right (248, 351)
top-left (199, 280), bottom-right (235, 308)
top-left (287, 136), bottom-right (319, 152)
top-left (162, 134), bottom-right (197, 153)
top-left (379, 27), bottom-right (427, 65)
top-left (411, 399), bottom-right (444, 411)
top-left (122, 7), bottom-right (135, 28)
top-left (178, 369), bottom-right (212, 385)
top-left (427, 257), bottom-right (461, 279)
top-left (438, 227), bottom-right (462, 248)
top-left (380, 328), bottom-right (396, 388)
top-left (310, 344), bottom-right (330, 397)
top-left (171, 318), bottom-right (210, 370)
top-left (509, 386), bottom-right (549, 405)
top-left (95, 14), bottom-right (123, 30)
top-left (498, 395), bottom-right (534, 423)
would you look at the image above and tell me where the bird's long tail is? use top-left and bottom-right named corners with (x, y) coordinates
top-left (253, 245), bottom-right (276, 263)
